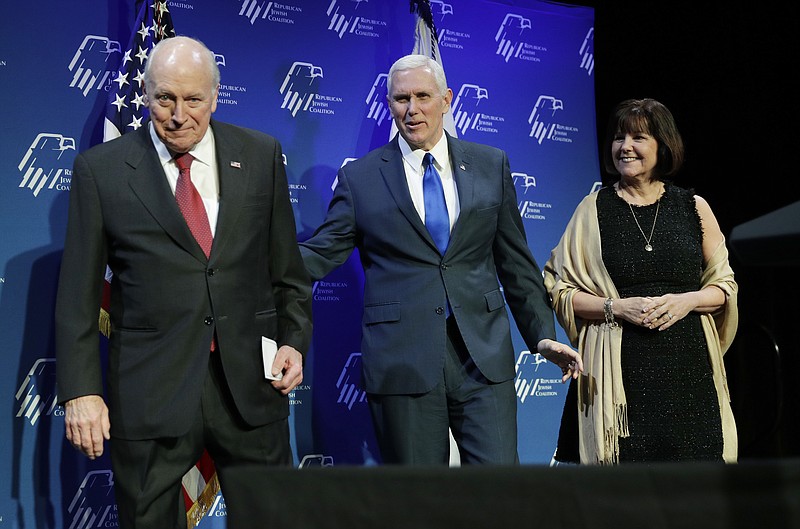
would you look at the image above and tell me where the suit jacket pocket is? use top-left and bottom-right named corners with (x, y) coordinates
top-left (255, 308), bottom-right (278, 337)
top-left (363, 302), bottom-right (400, 325)
top-left (484, 289), bottom-right (506, 312)
top-left (241, 193), bottom-right (270, 208)
top-left (476, 204), bottom-right (501, 217)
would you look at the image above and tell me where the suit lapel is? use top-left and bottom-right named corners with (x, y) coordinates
top-left (446, 134), bottom-right (474, 252)
top-left (126, 127), bottom-right (208, 262)
top-left (209, 121), bottom-right (246, 260)
top-left (379, 139), bottom-right (435, 247)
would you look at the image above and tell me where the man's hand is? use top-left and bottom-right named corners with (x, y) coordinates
top-left (536, 338), bottom-right (583, 383)
top-left (64, 395), bottom-right (110, 460)
top-left (271, 345), bottom-right (304, 395)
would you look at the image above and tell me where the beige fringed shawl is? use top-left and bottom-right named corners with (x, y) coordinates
top-left (543, 191), bottom-right (739, 464)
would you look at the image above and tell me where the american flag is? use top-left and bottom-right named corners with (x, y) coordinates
top-left (100, 2), bottom-right (219, 526)
top-left (103, 0), bottom-right (176, 141)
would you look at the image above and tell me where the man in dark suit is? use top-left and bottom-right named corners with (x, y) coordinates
top-left (300, 54), bottom-right (582, 465)
top-left (55, 36), bottom-right (312, 528)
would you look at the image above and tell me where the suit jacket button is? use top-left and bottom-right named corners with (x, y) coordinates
top-left (440, 263), bottom-right (448, 270)
top-left (204, 316), bottom-right (214, 325)
top-left (207, 268), bottom-right (215, 276)
top-left (435, 307), bottom-right (444, 315)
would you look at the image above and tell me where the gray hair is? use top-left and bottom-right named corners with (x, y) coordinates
top-left (387, 54), bottom-right (448, 96)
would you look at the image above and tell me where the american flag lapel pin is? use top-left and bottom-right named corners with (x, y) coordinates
top-left (230, 161), bottom-right (241, 168)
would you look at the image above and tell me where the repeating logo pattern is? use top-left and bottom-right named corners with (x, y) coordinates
top-left (17, 133), bottom-right (76, 197)
top-left (430, 0), bottom-right (454, 18)
top-left (512, 172), bottom-right (536, 194)
top-left (326, 0), bottom-right (376, 38)
top-left (279, 61), bottom-right (324, 116)
top-left (240, 0), bottom-right (273, 25)
top-left (68, 35), bottom-right (120, 96)
top-left (514, 351), bottom-right (561, 403)
top-left (365, 73), bottom-right (390, 126)
top-left (298, 454), bottom-right (335, 467)
top-left (495, 14), bottom-right (531, 62)
top-left (579, 27), bottom-right (595, 75)
top-left (327, 0), bottom-right (358, 38)
top-left (239, 1), bottom-right (303, 25)
top-left (66, 471), bottom-right (116, 529)
top-left (4, 4), bottom-right (598, 522)
top-left (336, 352), bottom-right (367, 410)
top-left (435, 4), bottom-right (472, 52)
top-left (15, 358), bottom-right (60, 426)
top-left (528, 95), bottom-right (564, 143)
top-left (514, 171), bottom-right (553, 221)
top-left (528, 94), bottom-right (582, 145)
top-left (205, 495), bottom-right (227, 520)
top-left (452, 84), bottom-right (489, 135)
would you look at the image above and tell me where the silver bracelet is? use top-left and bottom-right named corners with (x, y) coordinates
top-left (603, 297), bottom-right (616, 326)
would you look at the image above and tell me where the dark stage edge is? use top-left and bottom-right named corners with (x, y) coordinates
top-left (224, 458), bottom-right (800, 529)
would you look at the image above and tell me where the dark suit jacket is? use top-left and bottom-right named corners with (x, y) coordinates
top-left (55, 120), bottom-right (312, 440)
top-left (300, 133), bottom-right (555, 394)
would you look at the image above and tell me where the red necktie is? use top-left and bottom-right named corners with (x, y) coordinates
top-left (174, 152), bottom-right (217, 351)
top-left (174, 152), bottom-right (213, 258)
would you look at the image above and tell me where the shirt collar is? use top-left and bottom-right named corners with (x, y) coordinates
top-left (149, 122), bottom-right (215, 168)
top-left (398, 133), bottom-right (450, 173)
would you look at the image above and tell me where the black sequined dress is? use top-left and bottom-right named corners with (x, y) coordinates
top-left (595, 183), bottom-right (723, 462)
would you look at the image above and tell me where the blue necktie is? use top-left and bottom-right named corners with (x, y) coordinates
top-left (422, 153), bottom-right (450, 253)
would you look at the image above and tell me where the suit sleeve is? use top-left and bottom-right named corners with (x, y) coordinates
top-left (492, 150), bottom-right (557, 345)
top-left (55, 152), bottom-right (108, 404)
top-left (298, 165), bottom-right (358, 281)
top-left (267, 140), bottom-right (314, 353)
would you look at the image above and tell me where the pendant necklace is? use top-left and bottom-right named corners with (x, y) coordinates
top-left (628, 199), bottom-right (660, 252)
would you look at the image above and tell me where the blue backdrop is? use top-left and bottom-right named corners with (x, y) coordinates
top-left (0, 1), bottom-right (597, 527)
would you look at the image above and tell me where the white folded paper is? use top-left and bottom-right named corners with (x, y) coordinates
top-left (261, 336), bottom-right (283, 381)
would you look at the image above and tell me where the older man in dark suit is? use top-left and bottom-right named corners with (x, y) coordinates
top-left (55, 36), bottom-right (312, 528)
top-left (300, 54), bottom-right (582, 465)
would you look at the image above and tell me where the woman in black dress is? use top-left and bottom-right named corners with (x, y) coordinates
top-left (544, 98), bottom-right (738, 464)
